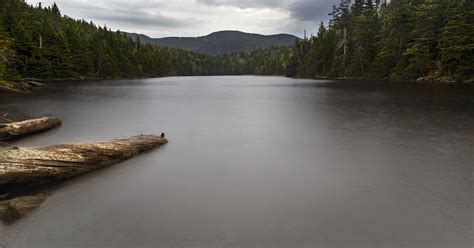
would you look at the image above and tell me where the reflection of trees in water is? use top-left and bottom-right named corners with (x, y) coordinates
top-left (312, 80), bottom-right (474, 151)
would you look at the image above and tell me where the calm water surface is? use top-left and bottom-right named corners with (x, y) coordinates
top-left (0, 76), bottom-right (472, 248)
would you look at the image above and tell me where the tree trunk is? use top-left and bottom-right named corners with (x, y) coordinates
top-left (0, 134), bottom-right (167, 223)
top-left (0, 135), bottom-right (167, 186)
top-left (0, 117), bottom-right (61, 141)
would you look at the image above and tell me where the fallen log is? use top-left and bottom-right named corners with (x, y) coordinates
top-left (0, 134), bottom-right (167, 186)
top-left (24, 81), bottom-right (46, 88)
top-left (0, 117), bottom-right (61, 141)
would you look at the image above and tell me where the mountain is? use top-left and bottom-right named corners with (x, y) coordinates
top-left (126, 31), bottom-right (299, 55)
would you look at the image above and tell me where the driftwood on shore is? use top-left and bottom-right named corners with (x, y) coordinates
top-left (0, 117), bottom-right (61, 141)
top-left (0, 134), bottom-right (167, 186)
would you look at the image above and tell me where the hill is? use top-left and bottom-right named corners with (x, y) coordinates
top-left (126, 31), bottom-right (299, 55)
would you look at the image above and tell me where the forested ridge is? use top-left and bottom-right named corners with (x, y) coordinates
top-left (0, 0), bottom-right (473, 88)
top-left (0, 0), bottom-right (209, 81)
top-left (287, 0), bottom-right (473, 83)
top-left (127, 31), bottom-right (298, 55)
top-left (0, 0), bottom-right (287, 87)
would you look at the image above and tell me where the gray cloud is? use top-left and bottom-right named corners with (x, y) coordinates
top-left (196, 0), bottom-right (338, 24)
top-left (289, 0), bottom-right (339, 22)
top-left (196, 0), bottom-right (287, 9)
top-left (57, 1), bottom-right (190, 28)
top-left (96, 14), bottom-right (188, 28)
top-left (26, 0), bottom-right (338, 37)
top-left (91, 11), bottom-right (189, 28)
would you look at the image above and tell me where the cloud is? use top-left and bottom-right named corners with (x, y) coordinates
top-left (53, 1), bottom-right (191, 28)
top-left (196, 0), bottom-right (338, 22)
top-left (25, 0), bottom-right (338, 38)
top-left (288, 0), bottom-right (339, 22)
top-left (196, 0), bottom-right (287, 9)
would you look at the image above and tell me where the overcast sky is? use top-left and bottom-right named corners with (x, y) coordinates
top-left (25, 0), bottom-right (339, 38)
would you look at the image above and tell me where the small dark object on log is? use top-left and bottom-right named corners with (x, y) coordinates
top-left (0, 117), bottom-right (61, 141)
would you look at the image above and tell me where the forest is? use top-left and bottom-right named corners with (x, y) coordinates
top-left (287, 0), bottom-right (473, 83)
top-left (0, 0), bottom-right (472, 85)
top-left (0, 0), bottom-right (287, 85)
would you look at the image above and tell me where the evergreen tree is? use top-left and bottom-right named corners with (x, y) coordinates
top-left (438, 0), bottom-right (474, 81)
top-left (286, 0), bottom-right (473, 82)
top-left (0, 0), bottom-right (471, 84)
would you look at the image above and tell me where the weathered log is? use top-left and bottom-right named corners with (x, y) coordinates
top-left (0, 135), bottom-right (167, 186)
top-left (0, 134), bottom-right (167, 223)
top-left (0, 117), bottom-right (61, 141)
top-left (24, 81), bottom-right (46, 88)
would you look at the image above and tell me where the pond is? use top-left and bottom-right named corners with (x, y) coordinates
top-left (0, 76), bottom-right (472, 247)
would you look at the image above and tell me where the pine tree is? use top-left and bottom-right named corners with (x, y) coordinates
top-left (51, 3), bottom-right (60, 17)
top-left (330, 0), bottom-right (351, 76)
top-left (438, 0), bottom-right (474, 81)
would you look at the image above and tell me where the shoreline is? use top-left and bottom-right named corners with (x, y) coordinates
top-left (1, 74), bottom-right (473, 95)
top-left (0, 80), bottom-right (46, 94)
top-left (290, 74), bottom-right (474, 84)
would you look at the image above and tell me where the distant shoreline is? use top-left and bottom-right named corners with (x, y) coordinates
top-left (290, 75), bottom-right (474, 84)
top-left (2, 74), bottom-right (472, 94)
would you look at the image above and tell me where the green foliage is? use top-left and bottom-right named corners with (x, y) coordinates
top-left (438, 0), bottom-right (474, 81)
top-left (2, 0), bottom-right (470, 83)
top-left (208, 46), bottom-right (292, 75)
top-left (0, 29), bottom-right (8, 80)
top-left (287, 0), bottom-right (474, 82)
top-left (0, 0), bottom-right (290, 81)
top-left (131, 31), bottom-right (298, 55)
